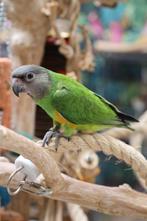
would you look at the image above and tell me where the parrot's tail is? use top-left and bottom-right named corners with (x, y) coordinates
top-left (116, 112), bottom-right (138, 131)
top-left (117, 112), bottom-right (139, 123)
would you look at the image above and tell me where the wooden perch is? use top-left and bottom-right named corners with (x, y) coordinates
top-left (80, 0), bottom-right (121, 7)
top-left (1, 126), bottom-right (147, 218)
top-left (95, 39), bottom-right (147, 53)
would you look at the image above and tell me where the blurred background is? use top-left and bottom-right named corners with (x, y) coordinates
top-left (0, 0), bottom-right (147, 220)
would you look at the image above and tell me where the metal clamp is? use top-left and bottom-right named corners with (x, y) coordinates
top-left (22, 181), bottom-right (53, 196)
top-left (7, 167), bottom-right (53, 196)
top-left (7, 166), bottom-right (26, 196)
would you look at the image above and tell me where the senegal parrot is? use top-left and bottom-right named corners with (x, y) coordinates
top-left (12, 65), bottom-right (138, 146)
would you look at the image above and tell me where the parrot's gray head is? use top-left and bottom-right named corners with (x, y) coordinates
top-left (12, 65), bottom-right (50, 100)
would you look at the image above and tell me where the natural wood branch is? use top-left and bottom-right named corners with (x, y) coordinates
top-left (4, 0), bottom-right (49, 135)
top-left (1, 125), bottom-right (147, 187)
top-left (4, 0), bottom-right (49, 67)
top-left (1, 159), bottom-right (147, 218)
top-left (95, 39), bottom-right (147, 53)
top-left (80, 0), bottom-right (120, 7)
top-left (0, 126), bottom-right (64, 192)
top-left (66, 203), bottom-right (88, 221)
top-left (1, 126), bottom-right (147, 218)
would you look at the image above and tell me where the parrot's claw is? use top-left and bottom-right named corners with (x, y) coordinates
top-left (42, 130), bottom-right (60, 148)
top-left (42, 129), bottom-right (69, 151)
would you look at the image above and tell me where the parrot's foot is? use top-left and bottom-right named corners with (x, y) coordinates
top-left (42, 130), bottom-right (60, 149)
top-left (42, 129), bottom-right (69, 150)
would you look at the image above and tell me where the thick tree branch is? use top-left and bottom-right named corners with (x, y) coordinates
top-left (0, 126), bottom-right (64, 192)
top-left (1, 125), bottom-right (147, 218)
top-left (1, 159), bottom-right (147, 218)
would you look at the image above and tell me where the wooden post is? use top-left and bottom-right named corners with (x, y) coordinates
top-left (0, 58), bottom-right (11, 152)
top-left (0, 58), bottom-right (11, 127)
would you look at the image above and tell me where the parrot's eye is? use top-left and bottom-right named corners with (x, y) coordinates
top-left (25, 72), bottom-right (35, 82)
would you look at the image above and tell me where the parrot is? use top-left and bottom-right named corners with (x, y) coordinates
top-left (12, 65), bottom-right (138, 147)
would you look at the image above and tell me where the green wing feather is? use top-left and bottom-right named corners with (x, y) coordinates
top-left (51, 78), bottom-right (137, 127)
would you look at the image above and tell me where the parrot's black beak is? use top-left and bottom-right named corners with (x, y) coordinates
top-left (12, 78), bottom-right (26, 97)
top-left (12, 83), bottom-right (21, 97)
